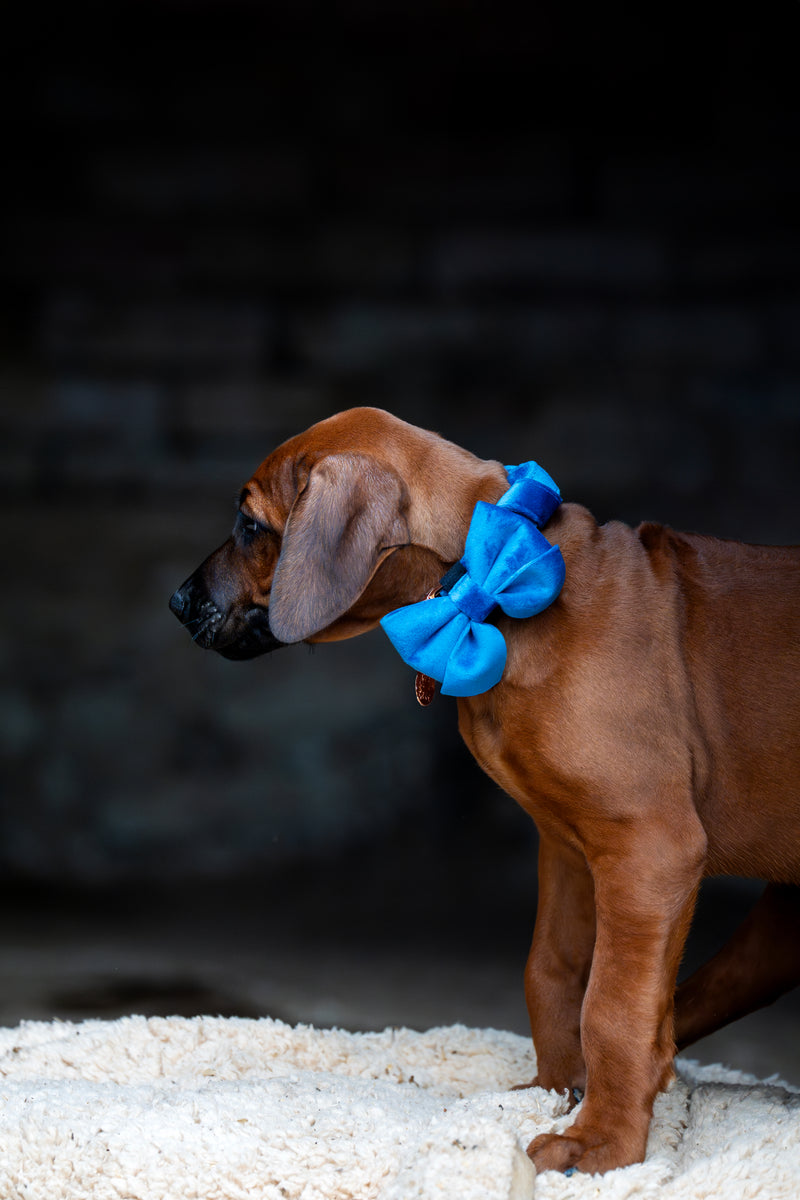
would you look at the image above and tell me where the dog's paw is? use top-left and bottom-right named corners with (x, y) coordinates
top-left (527, 1128), bottom-right (642, 1175)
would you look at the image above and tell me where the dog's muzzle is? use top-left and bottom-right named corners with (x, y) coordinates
top-left (169, 575), bottom-right (284, 660)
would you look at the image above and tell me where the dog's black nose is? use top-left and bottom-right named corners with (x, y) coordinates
top-left (169, 584), bottom-right (190, 620)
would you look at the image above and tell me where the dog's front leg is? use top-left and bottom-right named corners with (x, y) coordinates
top-left (521, 833), bottom-right (595, 1100)
top-left (527, 826), bottom-right (704, 1175)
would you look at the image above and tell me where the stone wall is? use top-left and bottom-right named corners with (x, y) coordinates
top-left (1, 2), bottom-right (799, 884)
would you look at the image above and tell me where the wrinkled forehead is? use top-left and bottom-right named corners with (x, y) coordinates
top-left (237, 421), bottom-right (391, 519)
top-left (238, 449), bottom-right (300, 528)
top-left (234, 408), bottom-right (433, 528)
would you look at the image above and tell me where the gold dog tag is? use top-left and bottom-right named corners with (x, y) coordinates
top-left (413, 582), bottom-right (444, 706)
top-left (415, 671), bottom-right (438, 706)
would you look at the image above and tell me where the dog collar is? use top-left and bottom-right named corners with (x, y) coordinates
top-left (380, 461), bottom-right (565, 701)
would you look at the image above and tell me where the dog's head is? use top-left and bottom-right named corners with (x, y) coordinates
top-left (169, 408), bottom-right (497, 660)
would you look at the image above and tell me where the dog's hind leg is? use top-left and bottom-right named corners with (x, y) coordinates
top-left (675, 882), bottom-right (800, 1050)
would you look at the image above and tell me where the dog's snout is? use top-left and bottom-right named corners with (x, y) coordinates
top-left (168, 573), bottom-right (207, 631)
top-left (169, 572), bottom-right (227, 649)
top-left (169, 563), bottom-right (284, 658)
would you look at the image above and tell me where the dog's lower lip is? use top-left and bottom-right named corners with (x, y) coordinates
top-left (218, 644), bottom-right (262, 660)
top-left (218, 636), bottom-right (284, 660)
top-left (215, 607), bottom-right (284, 659)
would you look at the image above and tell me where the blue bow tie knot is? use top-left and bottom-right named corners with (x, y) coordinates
top-left (448, 570), bottom-right (496, 623)
top-left (380, 461), bottom-right (566, 697)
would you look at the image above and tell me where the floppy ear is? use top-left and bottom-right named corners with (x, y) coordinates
top-left (268, 453), bottom-right (409, 643)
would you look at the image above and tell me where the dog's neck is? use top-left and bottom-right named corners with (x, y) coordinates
top-left (382, 459), bottom-right (566, 702)
top-left (405, 449), bottom-right (509, 568)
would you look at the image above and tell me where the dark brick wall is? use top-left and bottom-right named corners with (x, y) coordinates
top-left (1, 2), bottom-right (799, 884)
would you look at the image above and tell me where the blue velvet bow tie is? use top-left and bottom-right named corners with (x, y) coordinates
top-left (380, 462), bottom-right (565, 697)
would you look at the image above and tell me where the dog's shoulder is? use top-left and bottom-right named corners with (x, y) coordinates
top-left (547, 502), bottom-right (650, 580)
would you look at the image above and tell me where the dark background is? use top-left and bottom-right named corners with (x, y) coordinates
top-left (1, 2), bottom-right (799, 1080)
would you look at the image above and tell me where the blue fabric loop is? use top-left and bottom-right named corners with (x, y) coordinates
top-left (449, 572), bottom-right (497, 623)
top-left (380, 461), bottom-right (566, 697)
top-left (500, 475), bottom-right (560, 526)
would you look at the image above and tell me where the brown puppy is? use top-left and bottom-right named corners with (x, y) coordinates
top-left (170, 407), bottom-right (800, 1175)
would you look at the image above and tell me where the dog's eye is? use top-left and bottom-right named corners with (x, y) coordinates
top-left (235, 512), bottom-right (266, 543)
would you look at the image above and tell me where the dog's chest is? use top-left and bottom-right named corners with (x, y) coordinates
top-left (456, 691), bottom-right (557, 825)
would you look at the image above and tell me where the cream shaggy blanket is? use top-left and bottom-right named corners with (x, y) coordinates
top-left (1, 1016), bottom-right (798, 1199)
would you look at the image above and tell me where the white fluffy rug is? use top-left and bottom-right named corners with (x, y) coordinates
top-left (0, 1016), bottom-right (798, 1199)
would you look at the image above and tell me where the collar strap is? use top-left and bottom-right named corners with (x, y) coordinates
top-left (380, 461), bottom-right (565, 697)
